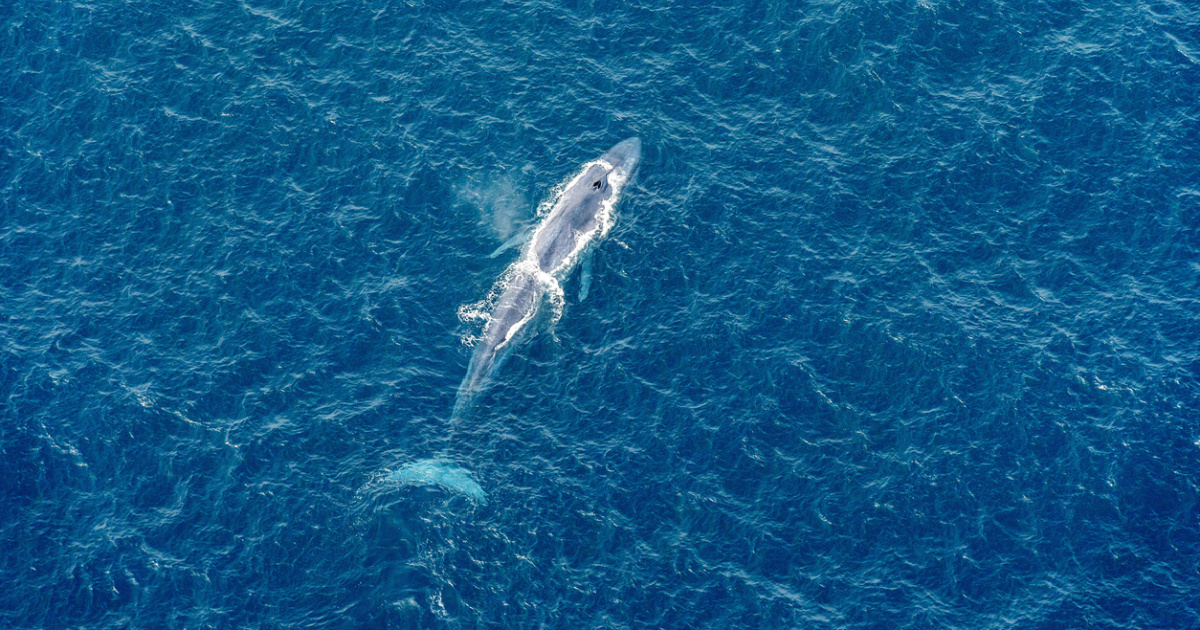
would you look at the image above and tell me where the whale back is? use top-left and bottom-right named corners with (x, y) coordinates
top-left (532, 163), bottom-right (612, 274)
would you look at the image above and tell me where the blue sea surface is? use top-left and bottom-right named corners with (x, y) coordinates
top-left (3, 0), bottom-right (1199, 627)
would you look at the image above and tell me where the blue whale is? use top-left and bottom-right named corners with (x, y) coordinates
top-left (455, 138), bottom-right (642, 414)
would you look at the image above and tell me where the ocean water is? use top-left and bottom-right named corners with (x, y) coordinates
top-left (3, 0), bottom-right (1199, 627)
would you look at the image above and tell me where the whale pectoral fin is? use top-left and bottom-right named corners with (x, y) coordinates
top-left (488, 225), bottom-right (534, 259)
top-left (578, 249), bottom-right (594, 302)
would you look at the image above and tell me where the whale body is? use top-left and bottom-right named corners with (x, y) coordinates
top-left (455, 138), bottom-right (642, 414)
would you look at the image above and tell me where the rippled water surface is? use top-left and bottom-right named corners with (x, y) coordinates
top-left (3, 0), bottom-right (1199, 627)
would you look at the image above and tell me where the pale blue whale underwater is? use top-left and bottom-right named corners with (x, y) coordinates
top-left (389, 459), bottom-right (487, 505)
top-left (454, 137), bottom-right (642, 416)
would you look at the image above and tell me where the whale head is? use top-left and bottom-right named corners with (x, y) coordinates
top-left (601, 137), bottom-right (642, 182)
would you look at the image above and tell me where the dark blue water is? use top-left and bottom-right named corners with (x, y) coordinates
top-left (3, 0), bottom-right (1199, 627)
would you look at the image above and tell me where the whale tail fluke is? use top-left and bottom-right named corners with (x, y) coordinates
top-left (387, 458), bottom-right (488, 505)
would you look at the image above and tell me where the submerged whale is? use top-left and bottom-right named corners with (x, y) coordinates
top-left (389, 459), bottom-right (487, 504)
top-left (455, 138), bottom-right (642, 414)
